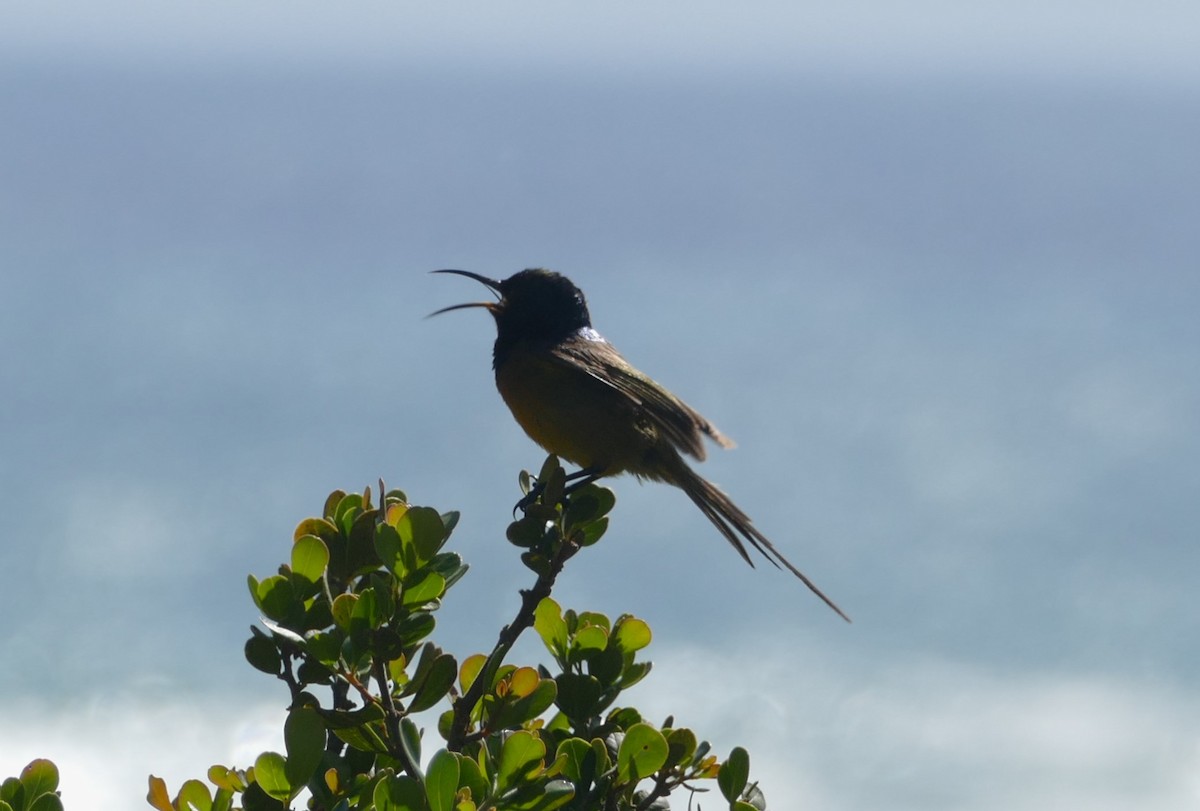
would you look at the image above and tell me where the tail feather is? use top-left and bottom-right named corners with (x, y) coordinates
top-left (671, 462), bottom-right (851, 623)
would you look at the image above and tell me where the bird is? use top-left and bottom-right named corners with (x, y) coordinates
top-left (430, 268), bottom-right (849, 621)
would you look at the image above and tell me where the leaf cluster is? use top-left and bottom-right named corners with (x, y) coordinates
top-left (1, 760), bottom-right (62, 811)
top-left (143, 458), bottom-right (769, 811)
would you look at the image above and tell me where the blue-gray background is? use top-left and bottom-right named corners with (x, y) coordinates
top-left (2, 3), bottom-right (1198, 808)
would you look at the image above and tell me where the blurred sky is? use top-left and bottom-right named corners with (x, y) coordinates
top-left (2, 3), bottom-right (1199, 809)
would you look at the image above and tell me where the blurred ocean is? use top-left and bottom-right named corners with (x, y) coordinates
top-left (2, 60), bottom-right (1197, 687)
top-left (3, 49), bottom-right (1199, 810)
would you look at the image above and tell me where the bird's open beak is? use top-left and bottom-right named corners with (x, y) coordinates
top-left (427, 269), bottom-right (503, 317)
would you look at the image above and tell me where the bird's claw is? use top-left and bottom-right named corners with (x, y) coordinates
top-left (513, 481), bottom-right (546, 516)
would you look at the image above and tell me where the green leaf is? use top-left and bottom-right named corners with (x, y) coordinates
top-left (320, 491), bottom-right (345, 520)
top-left (718, 746), bottom-right (750, 803)
top-left (350, 586), bottom-right (381, 630)
top-left (665, 728), bottom-right (697, 767)
top-left (585, 644), bottom-right (624, 685)
top-left (389, 652), bottom-right (411, 690)
top-left (0, 777), bottom-right (21, 810)
top-left (176, 779), bottom-right (213, 811)
top-left (399, 717), bottom-right (422, 772)
top-left (322, 702), bottom-right (386, 728)
top-left (575, 517), bottom-right (608, 546)
top-left (508, 666), bottom-right (540, 698)
top-left (617, 724), bottom-right (668, 783)
top-left (252, 752), bottom-right (291, 801)
top-left (520, 550), bottom-right (551, 575)
top-left (20, 759), bottom-right (58, 798)
top-left (554, 738), bottom-right (593, 783)
top-left (607, 707), bottom-right (642, 730)
top-left (373, 774), bottom-right (425, 811)
top-left (239, 781), bottom-right (281, 811)
top-left (244, 633), bottom-right (282, 675)
top-left (374, 523), bottom-right (405, 575)
top-left (251, 575), bottom-right (296, 622)
top-left (295, 515), bottom-right (340, 545)
top-left (384, 500), bottom-right (409, 525)
top-left (428, 552), bottom-right (469, 590)
top-left (488, 664), bottom-right (517, 691)
top-left (211, 787), bottom-right (235, 811)
top-left (331, 593), bottom-right (357, 631)
top-left (284, 707), bottom-right (326, 787)
top-left (296, 659), bottom-right (334, 686)
top-left (332, 493), bottom-right (363, 533)
top-left (435, 708), bottom-right (455, 744)
top-left (397, 611), bottom-right (437, 646)
top-left (206, 765), bottom-right (247, 792)
top-left (519, 779), bottom-right (574, 811)
top-left (397, 506), bottom-right (446, 566)
top-left (370, 571), bottom-right (397, 619)
top-left (346, 509), bottom-right (383, 574)
top-left (565, 484), bottom-right (615, 521)
top-left (304, 629), bottom-right (343, 664)
top-left (425, 750), bottom-right (459, 811)
top-left (554, 673), bottom-right (604, 723)
top-left (619, 661), bottom-right (652, 690)
top-left (533, 598), bottom-right (568, 662)
top-left (261, 618), bottom-right (305, 646)
top-left (27, 795), bottom-right (63, 811)
top-left (408, 653), bottom-right (457, 713)
top-left (459, 653), bottom-right (487, 694)
top-left (299, 514), bottom-right (347, 578)
top-left (575, 612), bottom-right (609, 632)
top-left (612, 616), bottom-right (651, 654)
top-left (542, 465), bottom-right (567, 508)
top-left (572, 625), bottom-right (608, 659)
top-left (402, 571), bottom-right (446, 607)
top-left (506, 514), bottom-right (547, 548)
top-left (458, 755), bottom-right (487, 805)
top-left (563, 495), bottom-right (597, 527)
top-left (543, 711), bottom-right (570, 735)
top-left (291, 535), bottom-right (329, 585)
top-left (497, 731), bottom-right (546, 792)
top-left (489, 678), bottom-right (558, 730)
top-left (588, 738), bottom-right (611, 778)
top-left (519, 679), bottom-right (559, 719)
top-left (411, 643), bottom-right (442, 686)
top-left (331, 723), bottom-right (389, 755)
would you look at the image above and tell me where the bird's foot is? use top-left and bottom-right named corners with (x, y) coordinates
top-left (513, 483), bottom-right (545, 516)
top-left (512, 464), bottom-right (604, 515)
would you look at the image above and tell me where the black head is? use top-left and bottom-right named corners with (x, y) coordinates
top-left (494, 269), bottom-right (592, 338)
top-left (431, 268), bottom-right (593, 363)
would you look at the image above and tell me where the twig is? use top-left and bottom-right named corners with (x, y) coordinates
top-left (374, 656), bottom-right (422, 780)
top-left (636, 772), bottom-right (675, 810)
top-left (446, 531), bottom-right (578, 751)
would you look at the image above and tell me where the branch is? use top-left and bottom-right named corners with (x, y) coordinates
top-left (374, 656), bottom-right (423, 780)
top-left (636, 772), bottom-right (675, 810)
top-left (446, 529), bottom-right (578, 751)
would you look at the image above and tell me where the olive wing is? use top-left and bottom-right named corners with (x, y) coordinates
top-left (550, 337), bottom-right (734, 461)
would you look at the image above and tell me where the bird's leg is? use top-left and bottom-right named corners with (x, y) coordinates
top-left (562, 467), bottom-right (604, 495)
top-left (514, 465), bottom-right (604, 514)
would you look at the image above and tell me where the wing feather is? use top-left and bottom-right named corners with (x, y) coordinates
top-left (549, 336), bottom-right (734, 460)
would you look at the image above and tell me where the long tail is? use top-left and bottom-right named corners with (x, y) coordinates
top-left (669, 461), bottom-right (851, 622)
